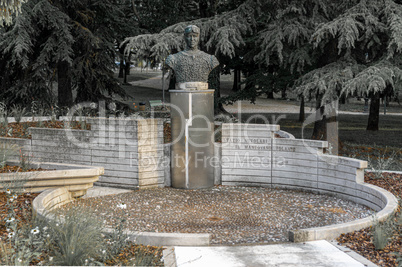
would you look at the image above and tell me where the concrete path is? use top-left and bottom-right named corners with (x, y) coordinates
top-left (129, 74), bottom-right (169, 91)
top-left (173, 241), bottom-right (377, 267)
top-left (81, 186), bottom-right (133, 199)
top-left (128, 74), bottom-right (401, 115)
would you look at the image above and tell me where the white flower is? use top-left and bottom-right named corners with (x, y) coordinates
top-left (6, 217), bottom-right (15, 223)
top-left (31, 227), bottom-right (40, 235)
top-left (102, 250), bottom-right (106, 254)
top-left (5, 189), bottom-right (11, 194)
top-left (7, 232), bottom-right (15, 238)
top-left (49, 257), bottom-right (53, 262)
top-left (18, 258), bottom-right (22, 263)
top-left (11, 194), bottom-right (17, 200)
top-left (43, 226), bottom-right (48, 231)
top-left (108, 102), bottom-right (117, 111)
top-left (117, 203), bottom-right (127, 209)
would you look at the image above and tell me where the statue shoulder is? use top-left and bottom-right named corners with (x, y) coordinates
top-left (210, 54), bottom-right (219, 69)
top-left (165, 54), bottom-right (176, 68)
top-left (197, 51), bottom-right (219, 69)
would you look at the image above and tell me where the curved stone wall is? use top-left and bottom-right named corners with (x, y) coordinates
top-left (0, 118), bottom-right (165, 189)
top-left (221, 123), bottom-right (399, 241)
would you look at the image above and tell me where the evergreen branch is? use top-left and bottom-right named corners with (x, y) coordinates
top-left (0, 0), bottom-right (26, 26)
top-left (342, 60), bottom-right (402, 97)
top-left (384, 0), bottom-right (402, 59)
top-left (311, 0), bottom-right (386, 54)
top-left (295, 60), bottom-right (359, 103)
top-left (123, 0), bottom-right (257, 60)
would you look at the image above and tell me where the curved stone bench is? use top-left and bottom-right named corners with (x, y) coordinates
top-left (1, 161), bottom-right (104, 197)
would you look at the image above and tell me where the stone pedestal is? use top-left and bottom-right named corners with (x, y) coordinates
top-left (170, 90), bottom-right (215, 189)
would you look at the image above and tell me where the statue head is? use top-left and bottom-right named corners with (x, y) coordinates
top-left (184, 25), bottom-right (200, 50)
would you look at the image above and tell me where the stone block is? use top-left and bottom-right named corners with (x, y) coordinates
top-left (272, 171), bottom-right (316, 181)
top-left (222, 123), bottom-right (280, 132)
top-left (222, 175), bottom-right (271, 184)
top-left (221, 168), bottom-right (270, 177)
top-left (97, 176), bottom-right (138, 186)
top-left (271, 177), bottom-right (317, 188)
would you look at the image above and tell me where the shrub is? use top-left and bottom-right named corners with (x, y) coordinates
top-left (11, 105), bottom-right (27, 124)
top-left (43, 206), bottom-right (106, 266)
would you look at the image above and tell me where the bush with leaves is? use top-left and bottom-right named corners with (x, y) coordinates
top-left (11, 105), bottom-right (27, 124)
top-left (367, 148), bottom-right (401, 179)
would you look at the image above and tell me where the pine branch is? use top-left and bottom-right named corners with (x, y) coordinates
top-left (123, 0), bottom-right (257, 60)
top-left (342, 60), bottom-right (402, 97)
top-left (295, 60), bottom-right (360, 103)
top-left (0, 0), bottom-right (26, 26)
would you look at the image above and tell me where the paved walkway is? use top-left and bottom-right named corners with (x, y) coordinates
top-left (84, 186), bottom-right (378, 267)
top-left (129, 74), bottom-right (402, 115)
top-left (173, 241), bottom-right (376, 267)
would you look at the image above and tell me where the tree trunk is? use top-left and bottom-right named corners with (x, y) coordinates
top-left (126, 60), bottom-right (131, 75)
top-left (232, 69), bottom-right (241, 91)
top-left (298, 96), bottom-right (305, 122)
top-left (118, 58), bottom-right (124, 78)
top-left (281, 87), bottom-right (287, 99)
top-left (326, 103), bottom-right (339, 155)
top-left (199, 0), bottom-right (208, 17)
top-left (124, 62), bottom-right (129, 84)
top-left (168, 72), bottom-right (176, 89)
top-left (311, 94), bottom-right (326, 140)
top-left (267, 91), bottom-right (274, 99)
top-left (339, 94), bottom-right (346, 105)
top-left (208, 67), bottom-right (224, 115)
top-left (367, 92), bottom-right (380, 131)
top-left (57, 61), bottom-right (73, 107)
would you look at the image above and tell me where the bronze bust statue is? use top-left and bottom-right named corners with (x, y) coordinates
top-left (165, 25), bottom-right (219, 90)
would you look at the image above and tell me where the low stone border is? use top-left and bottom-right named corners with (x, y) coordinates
top-left (33, 187), bottom-right (212, 246)
top-left (33, 179), bottom-right (398, 246)
top-left (289, 183), bottom-right (399, 242)
top-left (2, 161), bottom-right (104, 197)
top-left (288, 169), bottom-right (401, 242)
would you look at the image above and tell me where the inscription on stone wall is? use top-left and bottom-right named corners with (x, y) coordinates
top-left (222, 137), bottom-right (296, 152)
top-left (274, 146), bottom-right (296, 152)
top-left (222, 137), bottom-right (271, 144)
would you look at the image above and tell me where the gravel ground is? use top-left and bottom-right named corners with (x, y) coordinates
top-left (64, 186), bottom-right (373, 245)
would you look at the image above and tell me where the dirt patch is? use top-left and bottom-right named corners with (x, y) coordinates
top-left (0, 121), bottom-right (90, 139)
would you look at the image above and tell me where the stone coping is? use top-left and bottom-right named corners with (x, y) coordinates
top-left (289, 182), bottom-right (399, 242)
top-left (170, 89), bottom-right (215, 93)
top-left (2, 161), bottom-right (104, 197)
